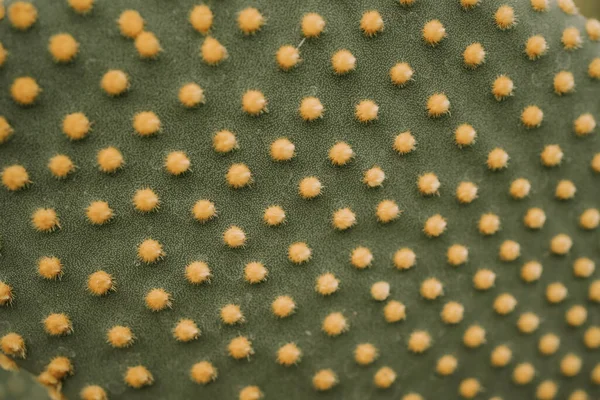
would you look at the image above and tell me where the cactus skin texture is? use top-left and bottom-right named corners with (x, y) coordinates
top-left (1, 0), bottom-right (600, 399)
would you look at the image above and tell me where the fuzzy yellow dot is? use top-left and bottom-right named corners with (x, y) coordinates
top-left (190, 361), bottom-right (217, 384)
top-left (376, 200), bottom-right (400, 223)
top-left (565, 305), bottom-right (587, 327)
top-left (562, 27), bottom-right (582, 50)
top-left (272, 295), bottom-right (295, 318)
top-left (86, 201), bottom-right (113, 225)
top-left (513, 363), bottom-right (535, 385)
top-left (492, 75), bottom-right (514, 100)
top-left (473, 269), bottom-right (496, 290)
top-left (46, 356), bottom-right (73, 380)
top-left (455, 124), bottom-right (476, 146)
top-left (244, 261), bottom-right (268, 284)
top-left (299, 97), bottom-right (323, 121)
top-left (63, 112), bottom-right (90, 140)
top-left (118, 10), bottom-right (144, 38)
top-left (418, 173), bottom-right (440, 195)
top-left (441, 301), bottom-right (464, 324)
top-left (383, 300), bottom-right (406, 323)
top-left (537, 380), bottom-right (558, 400)
top-left (329, 142), bottom-right (353, 166)
top-left (263, 205), bottom-right (285, 226)
top-left (223, 226), bottom-right (246, 248)
top-left (491, 345), bottom-right (512, 367)
top-left (48, 33), bottom-right (79, 63)
top-left (546, 282), bottom-right (568, 303)
top-left (228, 336), bottom-right (253, 359)
top-left (427, 93), bottom-right (450, 118)
top-left (178, 83), bottom-right (204, 108)
top-left (97, 146), bottom-right (124, 173)
top-left (87, 270), bottom-right (113, 296)
top-left (316, 273), bottom-right (339, 296)
top-left (11, 76), bottom-right (40, 105)
top-left (510, 178), bottom-right (531, 199)
top-left (550, 234), bottom-right (572, 255)
top-left (393, 248), bottom-right (415, 270)
top-left (349, 246), bottom-right (372, 269)
top-left (447, 244), bottom-right (468, 266)
top-left (580, 208), bottom-right (599, 230)
top-left (8, 2), bottom-right (37, 30)
top-left (185, 261), bottom-right (211, 284)
top-left (374, 366), bottom-right (396, 389)
top-left (573, 257), bottom-right (594, 278)
top-left (593, 153), bottom-right (600, 172)
top-left (499, 240), bottom-right (520, 262)
top-left (238, 7), bottom-right (263, 35)
top-left (459, 378), bottom-right (480, 399)
top-left (408, 330), bottom-right (431, 353)
top-left (363, 166), bottom-right (385, 188)
top-left (355, 99), bottom-right (379, 122)
top-left (393, 131), bottom-right (416, 154)
top-left (2, 165), bottom-right (29, 191)
top-left (226, 163), bottom-right (252, 188)
top-left (332, 207), bottom-right (356, 230)
top-left (561, 353), bottom-right (582, 377)
top-left (574, 113), bottom-right (596, 136)
top-left (239, 386), bottom-right (263, 400)
top-left (172, 319), bottom-right (200, 342)
top-left (201, 36), bottom-right (228, 65)
top-left (360, 10), bottom-right (383, 36)
top-left (277, 343), bottom-right (301, 366)
top-left (517, 312), bottom-right (540, 334)
top-left (125, 366), bottom-right (153, 388)
top-left (165, 151), bottom-right (191, 175)
top-left (355, 343), bottom-right (378, 365)
top-left (302, 13), bottom-right (325, 38)
top-left (322, 312), bottom-right (348, 336)
top-left (437, 355), bottom-right (457, 375)
top-left (270, 138), bottom-right (295, 161)
top-left (553, 71), bottom-right (575, 95)
top-left (288, 242), bottom-right (311, 264)
top-left (0, 117), bottom-right (13, 144)
top-left (588, 19), bottom-right (600, 41)
top-left (276, 45), bottom-right (300, 70)
top-left (487, 148), bottom-right (509, 170)
top-left (495, 5), bottom-right (515, 30)
top-left (135, 31), bottom-right (161, 58)
top-left (32, 208), bottom-right (60, 232)
top-left (456, 181), bottom-right (478, 204)
top-left (313, 369), bottom-right (337, 391)
top-left (48, 155), bottom-right (75, 179)
top-left (242, 90), bottom-right (267, 116)
top-left (133, 111), bottom-right (160, 136)
top-left (331, 49), bottom-right (356, 75)
top-left (0, 281), bottom-right (13, 306)
top-left (531, 0), bottom-right (549, 11)
top-left (138, 239), bottom-right (164, 263)
top-left (424, 214), bottom-right (446, 237)
top-left (213, 130), bottom-right (237, 153)
top-left (107, 326), bottom-right (134, 348)
top-left (526, 35), bottom-right (548, 60)
top-left (80, 386), bottom-right (107, 400)
top-left (0, 333), bottom-right (25, 358)
top-left (463, 325), bottom-right (486, 348)
top-left (538, 333), bottom-right (560, 355)
top-left (584, 326), bottom-right (600, 349)
top-left (494, 293), bottom-right (517, 315)
top-left (523, 208), bottom-right (546, 230)
top-left (421, 278), bottom-right (443, 300)
top-left (556, 180), bottom-right (576, 200)
top-left (0, 43), bottom-right (6, 68)
top-left (390, 62), bottom-right (413, 86)
top-left (189, 4), bottom-right (212, 34)
top-left (371, 282), bottom-right (390, 301)
top-left (422, 19), bottom-right (446, 46)
top-left (38, 256), bottom-right (62, 280)
top-left (68, 0), bottom-right (94, 14)
top-left (134, 188), bottom-right (159, 213)
top-left (541, 145), bottom-right (563, 167)
top-left (463, 43), bottom-right (485, 68)
top-left (43, 313), bottom-right (72, 336)
top-left (145, 288), bottom-right (171, 311)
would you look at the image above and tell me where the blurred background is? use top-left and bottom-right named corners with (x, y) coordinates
top-left (577, 0), bottom-right (600, 17)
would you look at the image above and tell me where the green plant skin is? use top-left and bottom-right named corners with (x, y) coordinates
top-left (0, 0), bottom-right (599, 399)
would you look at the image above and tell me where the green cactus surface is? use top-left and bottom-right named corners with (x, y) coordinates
top-left (0, 0), bottom-right (599, 399)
